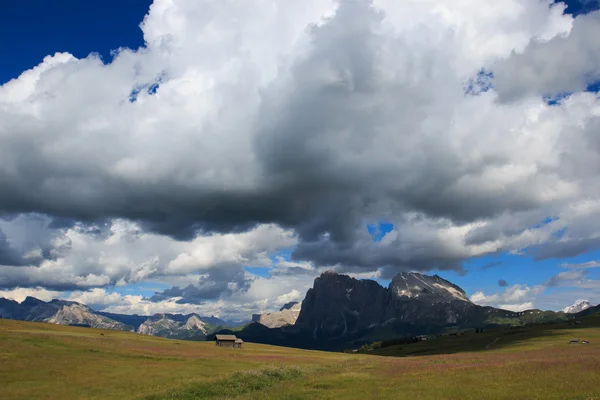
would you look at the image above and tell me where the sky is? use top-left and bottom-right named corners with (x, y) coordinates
top-left (2, 0), bottom-right (600, 320)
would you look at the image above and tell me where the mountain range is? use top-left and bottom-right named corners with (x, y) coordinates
top-left (216, 271), bottom-right (596, 350)
top-left (1, 271), bottom-right (597, 350)
top-left (0, 296), bottom-right (226, 340)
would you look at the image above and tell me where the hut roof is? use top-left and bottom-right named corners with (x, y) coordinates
top-left (215, 334), bottom-right (238, 341)
top-left (235, 339), bottom-right (244, 343)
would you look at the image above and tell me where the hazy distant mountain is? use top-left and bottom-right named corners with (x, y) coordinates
top-left (252, 302), bottom-right (302, 328)
top-left (0, 297), bottom-right (224, 339)
top-left (0, 297), bottom-right (129, 331)
top-left (562, 299), bottom-right (592, 314)
top-left (97, 311), bottom-right (229, 330)
top-left (200, 315), bottom-right (230, 327)
top-left (96, 312), bottom-right (149, 330)
top-left (137, 313), bottom-right (214, 340)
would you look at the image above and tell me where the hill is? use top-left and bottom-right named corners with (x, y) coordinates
top-left (1, 316), bottom-right (600, 399)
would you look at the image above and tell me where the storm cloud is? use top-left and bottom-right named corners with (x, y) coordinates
top-left (2, 0), bottom-right (600, 314)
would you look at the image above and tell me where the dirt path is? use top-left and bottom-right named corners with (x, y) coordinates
top-left (485, 337), bottom-right (500, 350)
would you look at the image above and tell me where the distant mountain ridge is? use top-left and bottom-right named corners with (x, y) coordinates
top-left (96, 311), bottom-right (229, 330)
top-left (137, 313), bottom-right (212, 340)
top-left (0, 297), bottom-right (129, 331)
top-left (0, 297), bottom-right (227, 339)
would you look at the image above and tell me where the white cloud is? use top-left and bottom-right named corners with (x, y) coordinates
top-left (561, 260), bottom-right (600, 268)
top-left (544, 270), bottom-right (588, 287)
top-left (0, 287), bottom-right (63, 303)
top-left (498, 302), bottom-right (535, 312)
top-left (3, 0), bottom-right (600, 317)
top-left (470, 284), bottom-right (544, 311)
top-left (0, 216), bottom-right (296, 291)
top-left (63, 272), bottom-right (314, 321)
top-left (493, 11), bottom-right (600, 101)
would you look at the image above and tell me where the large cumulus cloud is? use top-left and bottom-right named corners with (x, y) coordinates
top-left (2, 0), bottom-right (600, 312)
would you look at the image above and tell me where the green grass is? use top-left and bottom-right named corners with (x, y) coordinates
top-left (2, 316), bottom-right (600, 399)
top-left (144, 366), bottom-right (304, 400)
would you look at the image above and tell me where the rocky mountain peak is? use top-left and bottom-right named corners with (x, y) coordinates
top-left (562, 299), bottom-right (592, 314)
top-left (295, 272), bottom-right (389, 337)
top-left (183, 314), bottom-right (207, 332)
top-left (314, 271), bottom-right (384, 293)
top-left (46, 303), bottom-right (129, 330)
top-left (389, 272), bottom-right (469, 303)
top-left (21, 296), bottom-right (45, 306)
top-left (295, 271), bottom-right (476, 340)
top-left (138, 313), bottom-right (209, 338)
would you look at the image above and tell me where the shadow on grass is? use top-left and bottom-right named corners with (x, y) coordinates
top-left (372, 318), bottom-right (600, 358)
top-left (142, 366), bottom-right (304, 400)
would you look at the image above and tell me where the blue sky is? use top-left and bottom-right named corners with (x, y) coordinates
top-left (1, 0), bottom-right (600, 317)
top-left (0, 0), bottom-right (152, 85)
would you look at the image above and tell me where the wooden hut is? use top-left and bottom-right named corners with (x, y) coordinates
top-left (234, 338), bottom-right (244, 349)
top-left (214, 334), bottom-right (240, 348)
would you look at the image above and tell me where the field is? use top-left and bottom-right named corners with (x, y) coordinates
top-left (2, 316), bottom-right (600, 400)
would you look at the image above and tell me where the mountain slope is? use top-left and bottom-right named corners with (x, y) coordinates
top-left (0, 297), bottom-right (129, 330)
top-left (252, 302), bottom-right (302, 328)
top-left (46, 302), bottom-right (130, 330)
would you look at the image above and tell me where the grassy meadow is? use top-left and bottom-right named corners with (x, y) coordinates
top-left (1, 315), bottom-right (600, 399)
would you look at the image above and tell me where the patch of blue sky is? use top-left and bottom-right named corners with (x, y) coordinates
top-left (544, 80), bottom-right (600, 106)
top-left (587, 80), bottom-right (600, 93)
top-left (545, 92), bottom-right (573, 106)
top-left (533, 216), bottom-right (559, 229)
top-left (270, 247), bottom-right (294, 262)
top-left (243, 247), bottom-right (297, 278)
top-left (464, 69), bottom-right (494, 96)
top-left (244, 267), bottom-right (271, 278)
top-left (112, 281), bottom-right (170, 298)
top-left (437, 252), bottom-right (561, 297)
top-left (559, 0), bottom-right (600, 16)
top-left (0, 0), bottom-right (153, 85)
top-left (129, 72), bottom-right (166, 102)
top-left (367, 222), bottom-right (395, 242)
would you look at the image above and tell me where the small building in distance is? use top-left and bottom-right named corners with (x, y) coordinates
top-left (214, 334), bottom-right (243, 348)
